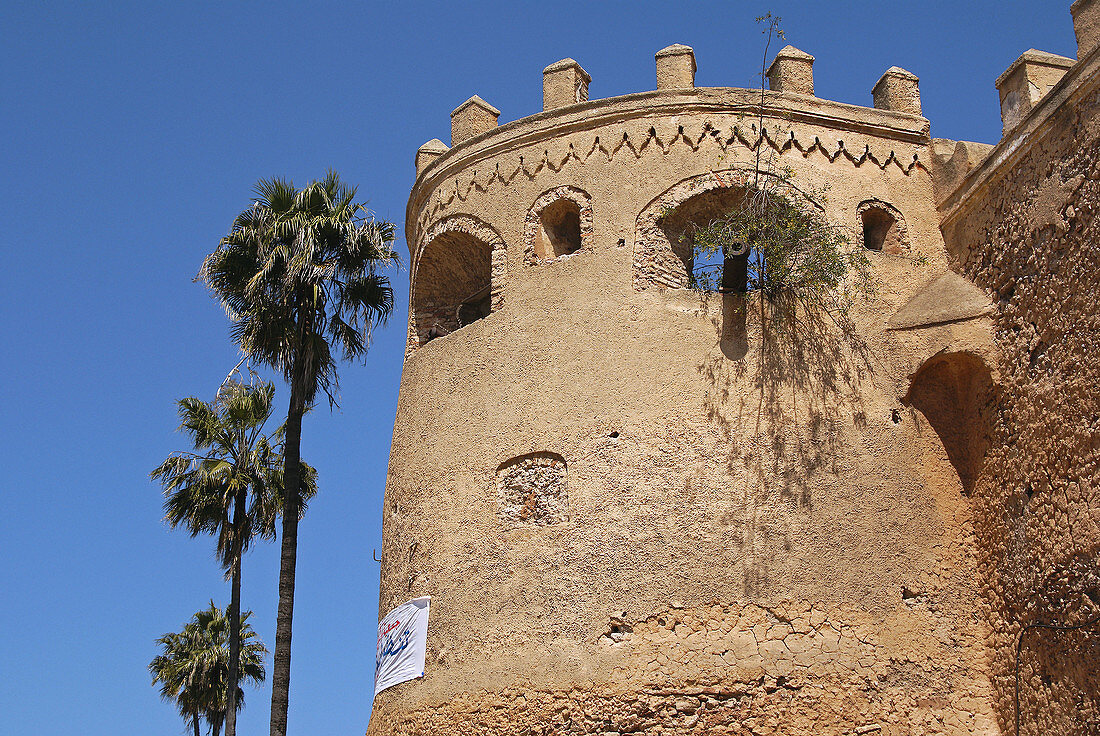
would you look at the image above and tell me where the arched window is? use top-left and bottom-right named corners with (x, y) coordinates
top-left (858, 200), bottom-right (908, 253)
top-left (657, 185), bottom-right (751, 292)
top-left (524, 186), bottom-right (593, 265)
top-left (534, 199), bottom-right (582, 259)
top-left (411, 216), bottom-right (504, 350)
top-left (634, 170), bottom-right (821, 292)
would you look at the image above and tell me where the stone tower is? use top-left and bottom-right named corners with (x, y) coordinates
top-left (370, 4), bottom-right (1100, 733)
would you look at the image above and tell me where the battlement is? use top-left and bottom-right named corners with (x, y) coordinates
top-left (403, 44), bottom-right (934, 357)
top-left (416, 43), bottom-right (926, 180)
top-left (412, 0), bottom-right (1100, 185)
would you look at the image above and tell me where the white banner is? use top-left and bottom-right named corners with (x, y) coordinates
top-left (374, 596), bottom-right (430, 697)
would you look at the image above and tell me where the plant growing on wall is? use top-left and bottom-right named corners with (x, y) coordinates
top-left (689, 184), bottom-right (872, 317)
top-left (688, 14), bottom-right (874, 326)
top-left (681, 15), bottom-right (883, 508)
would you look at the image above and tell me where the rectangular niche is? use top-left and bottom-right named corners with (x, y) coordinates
top-left (496, 452), bottom-right (568, 526)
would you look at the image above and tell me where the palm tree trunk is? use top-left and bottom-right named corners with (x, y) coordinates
top-left (193, 713), bottom-right (201, 736)
top-left (225, 489), bottom-right (245, 736)
top-left (269, 369), bottom-right (305, 736)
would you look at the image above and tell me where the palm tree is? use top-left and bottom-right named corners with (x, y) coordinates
top-left (151, 624), bottom-right (206, 736)
top-left (151, 380), bottom-right (316, 736)
top-left (200, 171), bottom-right (397, 736)
top-left (150, 602), bottom-right (267, 736)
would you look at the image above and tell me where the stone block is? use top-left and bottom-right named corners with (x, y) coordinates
top-left (543, 58), bottom-right (591, 110)
top-left (451, 95), bottom-right (500, 146)
top-left (655, 44), bottom-right (696, 89)
top-left (766, 45), bottom-right (814, 96)
top-left (415, 138), bottom-right (449, 175)
top-left (1073, 0), bottom-right (1100, 57)
top-left (872, 67), bottom-right (921, 115)
top-left (995, 49), bottom-right (1075, 134)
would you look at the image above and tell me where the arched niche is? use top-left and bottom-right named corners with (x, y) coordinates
top-left (905, 351), bottom-right (995, 495)
top-left (523, 186), bottom-right (593, 264)
top-left (633, 169), bottom-right (823, 291)
top-left (496, 451), bottom-right (568, 526)
top-left (857, 199), bottom-right (909, 254)
top-left (411, 215), bottom-right (506, 350)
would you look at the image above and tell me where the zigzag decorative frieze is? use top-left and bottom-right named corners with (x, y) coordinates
top-left (415, 120), bottom-right (928, 237)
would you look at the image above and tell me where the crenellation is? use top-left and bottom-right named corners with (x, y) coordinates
top-left (1072, 0), bottom-right (1100, 57)
top-left (415, 138), bottom-right (449, 176)
top-left (543, 58), bottom-right (591, 110)
top-left (930, 138), bottom-right (994, 206)
top-left (410, 108), bottom-right (930, 245)
top-left (765, 45), bottom-right (814, 96)
top-left (450, 95), bottom-right (500, 146)
top-left (995, 49), bottom-right (1075, 134)
top-left (872, 66), bottom-right (922, 116)
top-left (655, 44), bottom-right (697, 90)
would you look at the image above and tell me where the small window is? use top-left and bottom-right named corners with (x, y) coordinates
top-left (860, 204), bottom-right (904, 253)
top-left (692, 240), bottom-right (748, 292)
top-left (534, 199), bottom-right (582, 259)
top-left (657, 185), bottom-right (752, 292)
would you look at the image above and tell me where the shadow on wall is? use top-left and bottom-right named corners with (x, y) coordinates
top-left (651, 178), bottom-right (879, 598)
top-left (696, 291), bottom-right (876, 597)
top-left (904, 351), bottom-right (995, 495)
top-left (720, 293), bottom-right (749, 361)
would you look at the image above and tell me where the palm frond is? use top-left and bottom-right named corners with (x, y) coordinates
top-left (149, 602), bottom-right (268, 730)
top-left (199, 171), bottom-right (396, 406)
top-left (152, 381), bottom-right (303, 566)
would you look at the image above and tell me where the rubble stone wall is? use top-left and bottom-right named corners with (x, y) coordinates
top-left (941, 46), bottom-right (1100, 736)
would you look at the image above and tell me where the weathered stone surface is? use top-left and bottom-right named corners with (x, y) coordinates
top-left (887, 272), bottom-right (993, 329)
top-left (655, 44), bottom-right (696, 90)
top-left (543, 59), bottom-right (591, 111)
top-left (496, 453), bottom-right (568, 526)
top-left (372, 9), bottom-right (1099, 735)
top-left (451, 95), bottom-right (500, 146)
top-left (873, 66), bottom-right (921, 116)
top-left (1073, 0), bottom-right (1100, 56)
top-left (415, 138), bottom-right (449, 176)
top-left (995, 49), bottom-right (1075, 134)
top-left (930, 138), bottom-right (994, 205)
top-left (766, 45), bottom-right (814, 96)
top-left (942, 34), bottom-right (1100, 736)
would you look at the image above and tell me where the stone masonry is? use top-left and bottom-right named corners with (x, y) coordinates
top-left (372, 6), bottom-right (1100, 734)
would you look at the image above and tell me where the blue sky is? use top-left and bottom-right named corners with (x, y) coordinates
top-left (0, 1), bottom-right (1077, 734)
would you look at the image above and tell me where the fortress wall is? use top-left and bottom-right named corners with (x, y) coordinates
top-left (941, 43), bottom-right (1100, 736)
top-left (368, 85), bottom-right (1007, 736)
